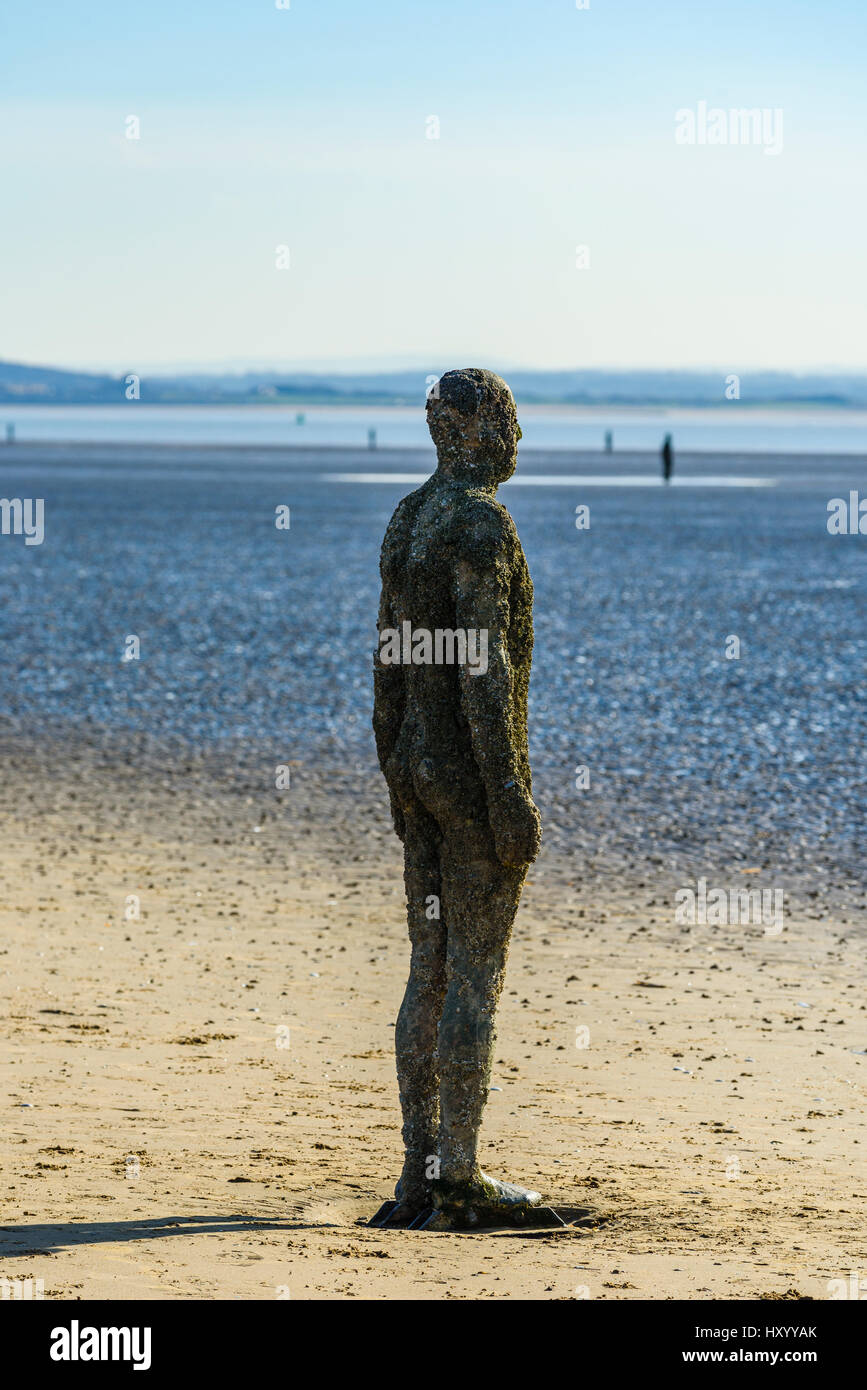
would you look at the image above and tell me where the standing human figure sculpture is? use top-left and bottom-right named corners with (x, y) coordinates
top-left (661, 432), bottom-right (673, 484)
top-left (372, 368), bottom-right (543, 1228)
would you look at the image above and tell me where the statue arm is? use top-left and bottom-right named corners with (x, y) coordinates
top-left (454, 554), bottom-right (541, 867)
top-left (372, 587), bottom-right (407, 838)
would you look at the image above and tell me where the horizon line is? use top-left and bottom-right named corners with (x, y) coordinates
top-left (6, 357), bottom-right (867, 380)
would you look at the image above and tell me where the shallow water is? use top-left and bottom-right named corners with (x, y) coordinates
top-left (4, 403), bottom-right (867, 455)
top-left (0, 442), bottom-right (864, 879)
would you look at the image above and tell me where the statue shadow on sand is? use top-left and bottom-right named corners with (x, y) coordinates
top-left (0, 1214), bottom-right (305, 1258)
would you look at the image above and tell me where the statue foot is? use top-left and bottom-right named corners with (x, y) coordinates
top-left (432, 1171), bottom-right (543, 1227)
top-left (478, 1172), bottom-right (543, 1206)
top-left (367, 1174), bottom-right (431, 1228)
top-left (380, 1200), bottom-right (421, 1228)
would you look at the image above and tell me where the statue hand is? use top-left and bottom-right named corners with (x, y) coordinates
top-left (490, 781), bottom-right (541, 868)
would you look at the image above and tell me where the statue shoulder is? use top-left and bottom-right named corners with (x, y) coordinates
top-left (452, 492), bottom-right (518, 567)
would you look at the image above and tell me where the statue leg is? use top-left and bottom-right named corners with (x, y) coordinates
top-left (434, 816), bottom-right (542, 1219)
top-left (393, 798), bottom-right (447, 1213)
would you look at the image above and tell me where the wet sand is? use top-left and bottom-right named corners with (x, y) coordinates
top-left (1, 738), bottom-right (864, 1300)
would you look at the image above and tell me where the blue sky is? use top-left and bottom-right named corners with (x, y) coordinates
top-left (2, 0), bottom-right (865, 372)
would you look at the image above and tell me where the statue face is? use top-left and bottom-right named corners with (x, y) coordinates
top-left (426, 368), bottom-right (520, 486)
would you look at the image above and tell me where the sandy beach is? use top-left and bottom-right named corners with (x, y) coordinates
top-left (0, 439), bottom-right (864, 1302)
top-left (2, 733), bottom-right (864, 1301)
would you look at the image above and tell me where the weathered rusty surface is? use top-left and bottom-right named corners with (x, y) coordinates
top-left (372, 368), bottom-right (543, 1224)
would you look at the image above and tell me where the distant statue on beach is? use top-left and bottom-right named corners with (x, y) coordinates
top-left (661, 432), bottom-right (673, 483)
top-left (372, 368), bottom-right (542, 1229)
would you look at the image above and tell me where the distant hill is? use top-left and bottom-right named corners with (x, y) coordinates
top-left (0, 360), bottom-right (231, 405)
top-left (2, 359), bottom-right (867, 408)
top-left (0, 360), bottom-right (122, 403)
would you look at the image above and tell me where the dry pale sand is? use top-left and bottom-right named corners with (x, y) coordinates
top-left (1, 740), bottom-right (865, 1301)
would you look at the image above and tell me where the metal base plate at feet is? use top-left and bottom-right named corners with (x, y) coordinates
top-left (368, 1202), bottom-right (600, 1232)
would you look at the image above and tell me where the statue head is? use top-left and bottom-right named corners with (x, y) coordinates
top-left (426, 368), bottom-right (521, 488)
